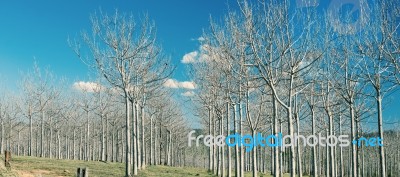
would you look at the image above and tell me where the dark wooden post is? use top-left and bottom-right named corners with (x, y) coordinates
top-left (77, 167), bottom-right (88, 177)
top-left (77, 167), bottom-right (81, 177)
top-left (4, 150), bottom-right (11, 168)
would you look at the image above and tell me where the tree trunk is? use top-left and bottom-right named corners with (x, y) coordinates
top-left (125, 97), bottom-right (132, 177)
top-left (208, 106), bottom-right (213, 172)
top-left (234, 104), bottom-right (240, 177)
top-left (1, 117), bottom-right (3, 155)
top-left (105, 117), bottom-right (109, 161)
top-left (311, 102), bottom-right (317, 177)
top-left (135, 103), bottom-right (141, 170)
top-left (226, 96), bottom-right (231, 177)
top-left (29, 106), bottom-right (32, 156)
top-left (41, 111), bottom-right (44, 157)
top-left (150, 115), bottom-right (154, 165)
top-left (73, 128), bottom-right (76, 160)
top-left (350, 100), bottom-right (357, 177)
top-left (57, 130), bottom-right (61, 159)
top-left (85, 108), bottom-right (90, 161)
top-left (221, 116), bottom-right (225, 177)
top-left (252, 130), bottom-right (258, 177)
top-left (295, 95), bottom-right (303, 177)
top-left (273, 96), bottom-right (280, 177)
top-left (239, 102), bottom-right (244, 177)
top-left (377, 90), bottom-right (386, 177)
top-left (339, 115), bottom-right (344, 177)
top-left (49, 116), bottom-right (53, 159)
top-left (101, 114), bottom-right (105, 161)
top-left (141, 104), bottom-right (146, 169)
top-left (212, 106), bottom-right (217, 175)
top-left (131, 100), bottom-right (137, 176)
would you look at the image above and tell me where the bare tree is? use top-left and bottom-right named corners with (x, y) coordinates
top-left (71, 10), bottom-right (173, 176)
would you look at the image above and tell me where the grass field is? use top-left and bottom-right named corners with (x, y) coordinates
top-left (0, 156), bottom-right (296, 177)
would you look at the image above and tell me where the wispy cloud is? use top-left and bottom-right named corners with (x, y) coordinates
top-left (163, 79), bottom-right (196, 90)
top-left (191, 36), bottom-right (205, 41)
top-left (181, 91), bottom-right (195, 97)
top-left (73, 81), bottom-right (103, 93)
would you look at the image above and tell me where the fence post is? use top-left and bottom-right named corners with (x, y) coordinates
top-left (77, 167), bottom-right (88, 177)
top-left (4, 151), bottom-right (11, 168)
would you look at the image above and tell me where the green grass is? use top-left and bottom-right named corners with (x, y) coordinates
top-left (0, 156), bottom-right (304, 177)
top-left (138, 165), bottom-right (215, 177)
top-left (138, 165), bottom-right (295, 177)
top-left (6, 156), bottom-right (124, 177)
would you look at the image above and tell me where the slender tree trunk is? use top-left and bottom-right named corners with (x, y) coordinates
top-left (154, 120), bottom-right (158, 166)
top-left (326, 130), bottom-right (330, 177)
top-left (350, 101), bottom-right (357, 177)
top-left (85, 108), bottom-right (90, 161)
top-left (329, 113), bottom-right (335, 177)
top-left (295, 95), bottom-right (303, 177)
top-left (73, 128), bottom-right (76, 160)
top-left (17, 131), bottom-right (20, 156)
top-left (0, 117), bottom-right (3, 155)
top-left (273, 96), bottom-right (280, 177)
top-left (212, 106), bottom-right (217, 175)
top-left (105, 117), bottom-right (109, 161)
top-left (49, 116), bottom-right (53, 159)
top-left (125, 97), bottom-right (132, 177)
top-left (339, 115), bottom-right (344, 177)
top-left (208, 106), bottom-right (213, 172)
top-left (150, 115), bottom-right (154, 165)
top-left (41, 111), bottom-right (44, 157)
top-left (221, 116), bottom-right (225, 177)
top-left (111, 130), bottom-right (115, 162)
top-left (29, 106), bottom-right (32, 156)
top-left (234, 104), bottom-right (240, 177)
top-left (252, 129), bottom-right (258, 177)
top-left (131, 100), bottom-right (137, 176)
top-left (239, 102), bottom-right (244, 177)
top-left (159, 120), bottom-right (162, 165)
top-left (226, 96), bottom-right (231, 177)
top-left (79, 128), bottom-right (82, 160)
top-left (311, 104), bottom-right (317, 177)
top-left (377, 88), bottom-right (386, 177)
top-left (141, 104), bottom-right (145, 169)
top-left (101, 115), bottom-right (105, 161)
top-left (57, 130), bottom-right (61, 159)
top-left (135, 103), bottom-right (141, 170)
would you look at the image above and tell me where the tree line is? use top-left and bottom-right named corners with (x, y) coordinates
top-left (188, 0), bottom-right (399, 177)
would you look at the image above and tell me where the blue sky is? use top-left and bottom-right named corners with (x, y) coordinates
top-left (0, 0), bottom-right (235, 85)
top-left (0, 0), bottom-right (398, 128)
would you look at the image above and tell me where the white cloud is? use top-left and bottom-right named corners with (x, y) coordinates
top-left (181, 44), bottom-right (213, 64)
top-left (181, 51), bottom-right (198, 64)
top-left (191, 36), bottom-right (205, 41)
top-left (180, 81), bottom-right (196, 90)
top-left (163, 79), bottom-right (196, 90)
top-left (181, 91), bottom-right (195, 97)
top-left (73, 81), bottom-right (103, 93)
top-left (163, 79), bottom-right (180, 88)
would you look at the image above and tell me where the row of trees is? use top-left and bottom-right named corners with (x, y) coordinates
top-left (0, 63), bottom-right (191, 175)
top-left (189, 0), bottom-right (399, 177)
top-left (0, 11), bottom-right (193, 177)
